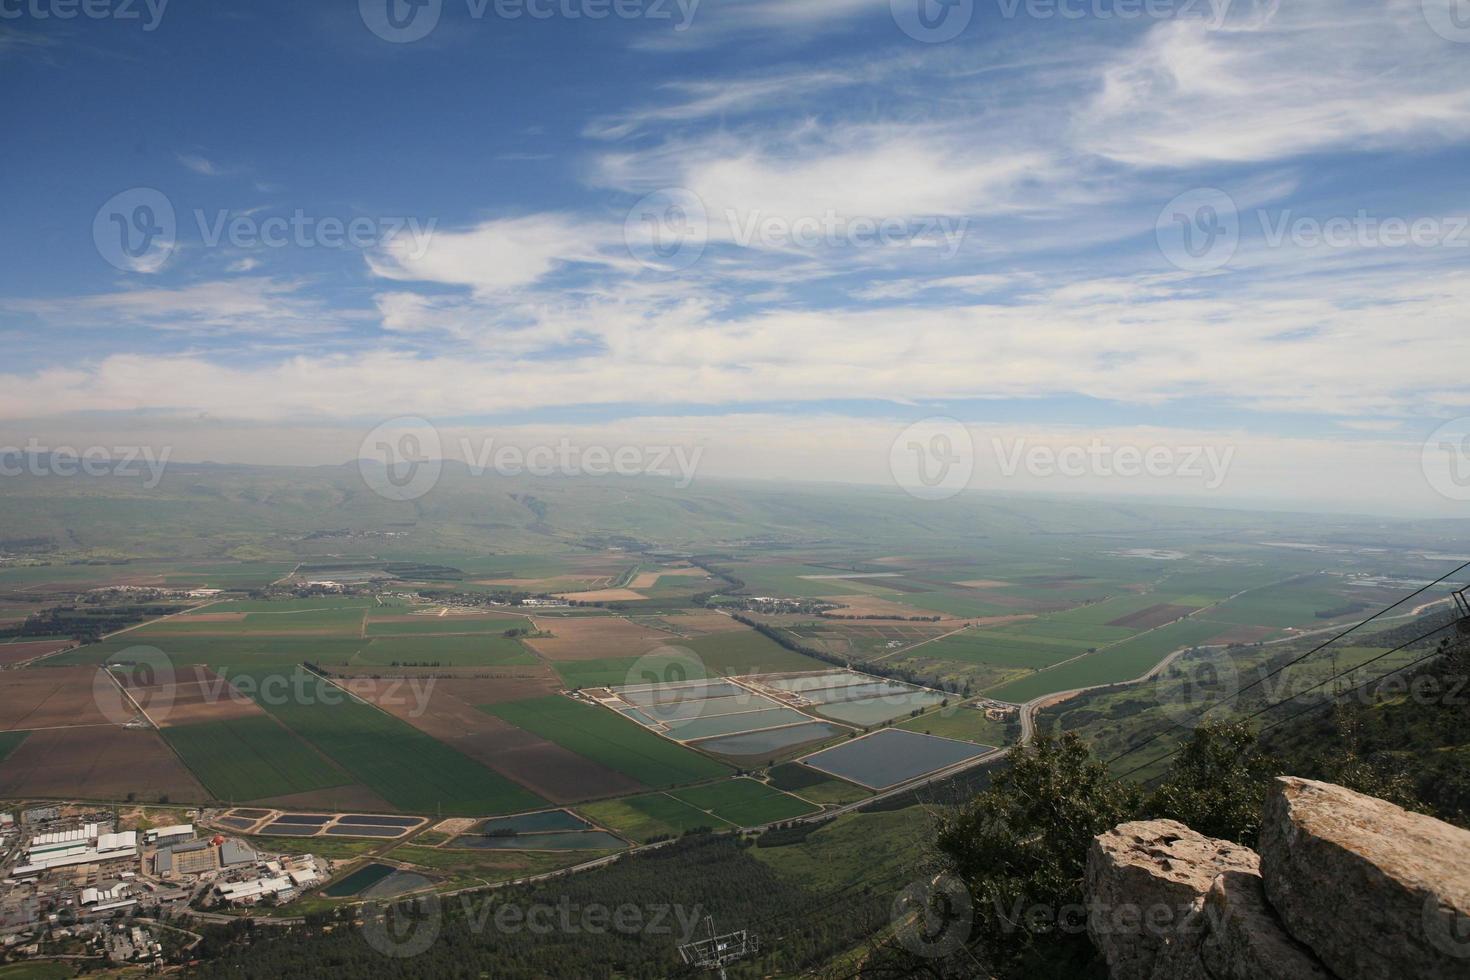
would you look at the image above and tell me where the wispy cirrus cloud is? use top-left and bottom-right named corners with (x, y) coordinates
top-left (4, 278), bottom-right (349, 336)
top-left (1076, 1), bottom-right (1470, 166)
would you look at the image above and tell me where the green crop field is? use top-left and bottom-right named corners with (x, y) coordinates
top-left (765, 763), bottom-right (869, 805)
top-left (682, 630), bottom-right (830, 675)
top-left (233, 668), bottom-right (546, 815)
top-left (578, 792), bottom-right (733, 842)
top-left (364, 615), bottom-right (520, 636)
top-left (670, 777), bottom-right (819, 825)
top-left (0, 731), bottom-right (29, 765)
top-left (922, 629), bottom-right (1083, 668)
top-left (483, 695), bottom-right (730, 787)
top-left (897, 704), bottom-right (1012, 746)
top-left (193, 598), bottom-right (374, 614)
top-left (49, 636), bottom-right (368, 667)
top-left (146, 607), bottom-right (366, 633)
top-left (348, 634), bottom-right (537, 667)
top-left (751, 807), bottom-right (929, 892)
top-left (986, 617), bottom-right (1232, 703)
top-left (161, 715), bottom-right (350, 802)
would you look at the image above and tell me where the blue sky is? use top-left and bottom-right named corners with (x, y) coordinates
top-left (3, 0), bottom-right (1469, 514)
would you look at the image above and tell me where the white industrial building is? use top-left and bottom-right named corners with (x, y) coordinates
top-left (216, 875), bottom-right (294, 905)
top-left (143, 824), bottom-right (194, 845)
top-left (13, 826), bottom-right (138, 876)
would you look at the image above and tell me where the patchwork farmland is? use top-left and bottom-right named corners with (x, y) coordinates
top-left (0, 539), bottom-right (1428, 859)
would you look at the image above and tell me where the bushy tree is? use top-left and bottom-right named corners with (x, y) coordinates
top-left (927, 732), bottom-right (1141, 977)
top-left (1144, 721), bottom-right (1277, 846)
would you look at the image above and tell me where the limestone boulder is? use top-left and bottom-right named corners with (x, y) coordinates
top-left (1195, 870), bottom-right (1335, 980)
top-left (1086, 819), bottom-right (1258, 980)
top-left (1259, 776), bottom-right (1470, 980)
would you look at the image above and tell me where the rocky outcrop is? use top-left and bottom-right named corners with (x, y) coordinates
top-left (1259, 776), bottom-right (1470, 980)
top-left (1085, 820), bottom-right (1257, 980)
top-left (1086, 778), bottom-right (1470, 980)
top-left (1194, 870), bottom-right (1332, 980)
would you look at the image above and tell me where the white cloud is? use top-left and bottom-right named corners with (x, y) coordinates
top-left (596, 122), bottom-right (1057, 229)
top-left (1076, 2), bottom-right (1470, 167)
top-left (367, 214), bottom-right (621, 296)
top-left (9, 263), bottom-right (1470, 420)
top-left (585, 69), bottom-right (863, 139)
top-left (178, 153), bottom-right (224, 176)
top-left (3, 278), bottom-right (343, 335)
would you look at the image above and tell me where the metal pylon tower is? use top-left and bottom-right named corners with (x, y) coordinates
top-left (678, 916), bottom-right (759, 980)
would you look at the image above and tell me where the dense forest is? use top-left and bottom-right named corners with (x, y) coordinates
top-left (185, 835), bottom-right (893, 979)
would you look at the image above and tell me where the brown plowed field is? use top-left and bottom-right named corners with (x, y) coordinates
top-left (0, 727), bottom-right (208, 802)
top-left (139, 670), bottom-right (267, 728)
top-left (1106, 603), bottom-right (1198, 629)
top-left (525, 617), bottom-right (674, 661)
top-left (353, 678), bottom-right (642, 802)
top-left (332, 664), bottom-right (556, 683)
top-left (552, 588), bottom-right (646, 602)
top-left (817, 595), bottom-right (965, 620)
top-left (662, 610), bottom-right (749, 634)
top-left (627, 567), bottom-right (708, 589)
top-left (0, 667), bottom-right (115, 730)
top-left (0, 640), bottom-right (75, 666)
